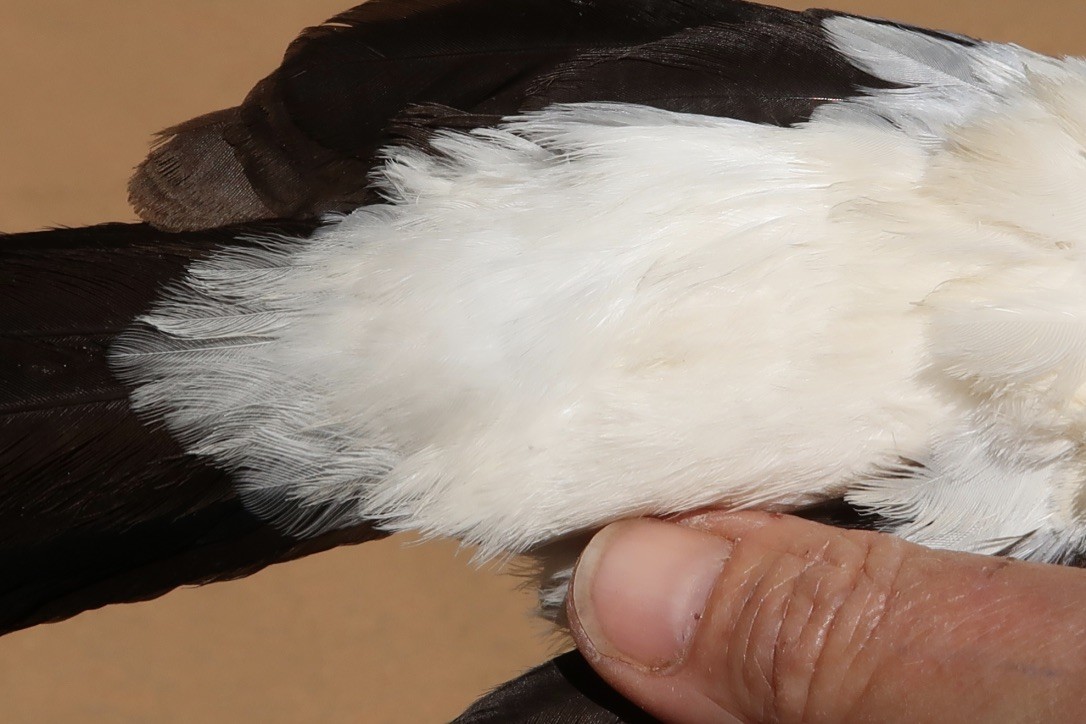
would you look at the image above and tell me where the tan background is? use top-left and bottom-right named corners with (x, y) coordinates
top-left (1, 1), bottom-right (1084, 721)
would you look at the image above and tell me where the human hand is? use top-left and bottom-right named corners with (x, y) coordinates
top-left (566, 512), bottom-right (1086, 723)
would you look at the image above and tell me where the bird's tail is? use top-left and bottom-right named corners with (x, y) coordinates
top-left (0, 221), bottom-right (382, 634)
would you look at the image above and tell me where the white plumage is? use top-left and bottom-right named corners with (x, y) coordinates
top-left (115, 15), bottom-right (1086, 613)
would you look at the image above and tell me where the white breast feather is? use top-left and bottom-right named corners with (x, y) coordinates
top-left (114, 16), bottom-right (1086, 608)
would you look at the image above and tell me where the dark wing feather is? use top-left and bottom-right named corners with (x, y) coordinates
top-left (0, 222), bottom-right (383, 633)
top-left (523, 19), bottom-right (891, 123)
top-left (130, 0), bottom-right (894, 231)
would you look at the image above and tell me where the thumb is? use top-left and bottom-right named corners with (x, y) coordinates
top-left (567, 513), bottom-right (1086, 724)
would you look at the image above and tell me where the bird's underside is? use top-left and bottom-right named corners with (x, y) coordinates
top-left (8, 0), bottom-right (1086, 721)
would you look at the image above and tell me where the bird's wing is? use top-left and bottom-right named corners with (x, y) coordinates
top-left (128, 0), bottom-right (905, 231)
top-left (0, 222), bottom-right (383, 634)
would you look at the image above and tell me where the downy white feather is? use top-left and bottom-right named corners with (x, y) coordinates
top-left (115, 15), bottom-right (1086, 613)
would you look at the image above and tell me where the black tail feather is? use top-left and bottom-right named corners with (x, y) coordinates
top-left (0, 221), bottom-right (383, 634)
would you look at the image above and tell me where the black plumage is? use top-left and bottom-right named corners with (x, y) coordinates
top-left (129, 0), bottom-right (902, 232)
top-left (0, 222), bottom-right (383, 633)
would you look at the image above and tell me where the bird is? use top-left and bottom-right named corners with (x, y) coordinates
top-left (6, 0), bottom-right (1086, 720)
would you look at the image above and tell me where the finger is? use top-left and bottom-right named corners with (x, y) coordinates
top-left (567, 513), bottom-right (1086, 723)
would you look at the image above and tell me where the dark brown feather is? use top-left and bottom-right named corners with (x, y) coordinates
top-left (129, 110), bottom-right (273, 232)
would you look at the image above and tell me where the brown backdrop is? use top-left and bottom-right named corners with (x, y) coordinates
top-left (2, 1), bottom-right (1084, 721)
